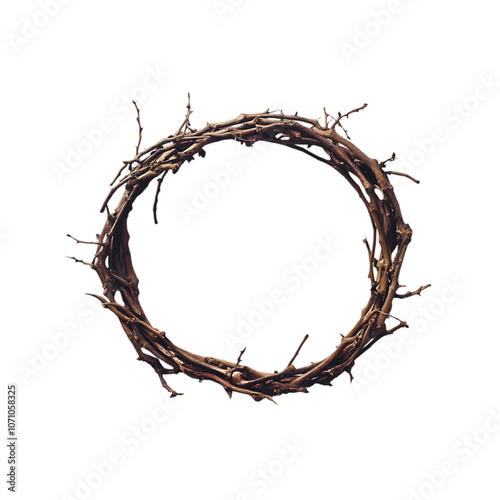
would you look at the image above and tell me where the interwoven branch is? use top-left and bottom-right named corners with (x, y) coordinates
top-left (75, 101), bottom-right (429, 402)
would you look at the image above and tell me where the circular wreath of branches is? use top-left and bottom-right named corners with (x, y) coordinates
top-left (70, 97), bottom-right (429, 403)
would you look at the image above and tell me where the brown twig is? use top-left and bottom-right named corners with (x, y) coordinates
top-left (66, 234), bottom-right (103, 246)
top-left (236, 348), bottom-right (246, 366)
top-left (395, 284), bottom-right (431, 298)
top-left (331, 103), bottom-right (368, 139)
top-left (132, 100), bottom-right (143, 157)
top-left (286, 334), bottom-right (309, 369)
top-left (66, 256), bottom-right (93, 268)
top-left (174, 93), bottom-right (193, 136)
top-left (153, 170), bottom-right (168, 224)
top-left (385, 170), bottom-right (420, 184)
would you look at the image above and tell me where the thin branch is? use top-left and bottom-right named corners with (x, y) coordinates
top-left (133, 100), bottom-right (143, 157)
top-left (66, 256), bottom-right (93, 268)
top-left (153, 170), bottom-right (169, 224)
top-left (286, 334), bottom-right (309, 369)
top-left (386, 322), bottom-right (409, 335)
top-left (236, 347), bottom-right (246, 366)
top-left (323, 107), bottom-right (333, 129)
top-left (362, 235), bottom-right (376, 284)
top-left (376, 310), bottom-right (406, 324)
top-left (135, 346), bottom-right (183, 398)
top-left (110, 272), bottom-right (130, 286)
top-left (380, 152), bottom-right (396, 167)
top-left (395, 284), bottom-right (431, 298)
top-left (331, 103), bottom-right (368, 139)
top-left (66, 234), bottom-right (103, 246)
top-left (174, 93), bottom-right (193, 136)
top-left (386, 170), bottom-right (420, 184)
top-left (337, 120), bottom-right (351, 139)
top-left (82, 104), bottom-right (428, 402)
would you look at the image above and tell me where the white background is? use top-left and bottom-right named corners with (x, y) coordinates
top-left (2, 1), bottom-right (500, 499)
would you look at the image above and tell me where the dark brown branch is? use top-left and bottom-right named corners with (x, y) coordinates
top-left (386, 170), bottom-right (420, 184)
top-left (67, 234), bottom-right (103, 246)
top-left (135, 346), bottom-right (183, 398)
top-left (132, 100), bottom-right (143, 157)
top-left (395, 284), bottom-right (431, 298)
top-left (66, 256), bottom-right (94, 268)
top-left (153, 170), bottom-right (168, 224)
top-left (236, 348), bottom-right (246, 365)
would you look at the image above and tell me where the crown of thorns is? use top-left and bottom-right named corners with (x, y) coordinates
top-left (69, 97), bottom-right (429, 402)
